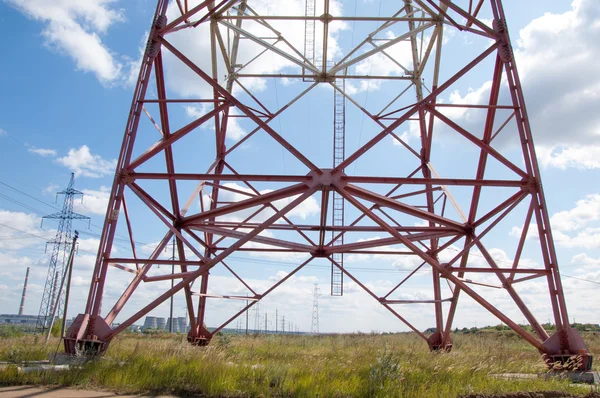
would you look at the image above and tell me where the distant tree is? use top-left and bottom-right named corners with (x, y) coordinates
top-left (51, 319), bottom-right (63, 337)
top-left (0, 325), bottom-right (25, 338)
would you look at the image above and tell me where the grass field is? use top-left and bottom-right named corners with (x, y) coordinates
top-left (0, 331), bottom-right (598, 397)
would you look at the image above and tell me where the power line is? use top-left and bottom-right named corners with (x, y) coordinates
top-left (562, 274), bottom-right (600, 285)
top-left (4, 214), bottom-right (599, 285)
top-left (0, 193), bottom-right (46, 215)
top-left (0, 222), bottom-right (96, 256)
top-left (0, 179), bottom-right (147, 247)
top-left (3, 217), bottom-right (599, 285)
top-left (0, 181), bottom-right (61, 211)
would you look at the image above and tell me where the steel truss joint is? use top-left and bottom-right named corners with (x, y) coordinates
top-left (146, 14), bottom-right (168, 59)
top-left (319, 13), bottom-right (333, 24)
top-left (492, 18), bottom-right (512, 63)
top-left (120, 172), bottom-right (135, 184)
top-left (305, 168), bottom-right (347, 190)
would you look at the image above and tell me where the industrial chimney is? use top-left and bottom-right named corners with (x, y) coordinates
top-left (18, 267), bottom-right (30, 316)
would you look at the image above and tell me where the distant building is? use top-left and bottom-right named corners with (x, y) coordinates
top-left (142, 316), bottom-right (162, 331)
top-left (166, 317), bottom-right (187, 333)
top-left (0, 314), bottom-right (38, 327)
top-left (142, 316), bottom-right (187, 332)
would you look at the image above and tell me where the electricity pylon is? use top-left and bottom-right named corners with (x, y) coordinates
top-left (311, 284), bottom-right (319, 335)
top-left (65, 0), bottom-right (592, 369)
top-left (36, 173), bottom-right (89, 333)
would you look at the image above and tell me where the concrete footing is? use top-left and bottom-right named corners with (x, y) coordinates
top-left (49, 353), bottom-right (97, 366)
top-left (492, 371), bottom-right (600, 385)
top-left (543, 370), bottom-right (600, 384)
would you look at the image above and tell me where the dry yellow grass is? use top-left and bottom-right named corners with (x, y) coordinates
top-left (0, 331), bottom-right (597, 397)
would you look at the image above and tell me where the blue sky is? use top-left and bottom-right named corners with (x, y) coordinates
top-left (0, 0), bottom-right (599, 334)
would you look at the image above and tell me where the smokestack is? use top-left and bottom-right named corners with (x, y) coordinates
top-left (49, 271), bottom-right (60, 317)
top-left (19, 267), bottom-right (30, 316)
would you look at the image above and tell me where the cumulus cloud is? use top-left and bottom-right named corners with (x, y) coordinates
top-left (55, 145), bottom-right (116, 178)
top-left (5, 0), bottom-right (126, 84)
top-left (514, 0), bottom-right (600, 167)
top-left (77, 237), bottom-right (101, 254)
top-left (163, 0), bottom-right (347, 99)
top-left (0, 210), bottom-right (53, 251)
top-left (438, 0), bottom-right (600, 169)
top-left (352, 30), bottom-right (414, 92)
top-left (570, 253), bottom-right (600, 270)
top-left (208, 183), bottom-right (320, 223)
top-left (510, 194), bottom-right (600, 250)
top-left (74, 186), bottom-right (111, 215)
top-left (550, 194), bottom-right (600, 232)
top-left (43, 184), bottom-right (60, 195)
top-left (0, 251), bottom-right (48, 274)
top-left (537, 146), bottom-right (600, 170)
top-left (185, 105), bottom-right (247, 141)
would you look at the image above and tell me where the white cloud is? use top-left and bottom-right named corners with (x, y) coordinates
top-left (555, 228), bottom-right (600, 250)
top-left (77, 237), bottom-right (101, 254)
top-left (0, 252), bottom-right (45, 272)
top-left (123, 31), bottom-right (148, 87)
top-left (0, 128), bottom-right (6, 136)
top-left (345, 236), bottom-right (420, 270)
top-left (55, 145), bottom-right (116, 178)
top-left (6, 0), bottom-right (126, 84)
top-left (392, 120), bottom-right (420, 146)
top-left (211, 183), bottom-right (320, 223)
top-left (0, 210), bottom-right (53, 250)
top-left (509, 225), bottom-right (539, 240)
top-left (510, 194), bottom-right (600, 250)
top-left (185, 105), bottom-right (247, 141)
top-left (28, 147), bottom-right (57, 157)
top-left (443, 81), bottom-right (494, 122)
top-left (427, 0), bottom-right (600, 169)
top-left (537, 145), bottom-right (600, 170)
top-left (184, 105), bottom-right (205, 120)
top-left (354, 29), bottom-right (414, 86)
top-left (512, 223), bottom-right (600, 250)
top-left (74, 186), bottom-right (111, 215)
top-left (550, 194), bottom-right (600, 232)
top-left (163, 0), bottom-right (347, 99)
top-left (570, 253), bottom-right (600, 270)
top-left (269, 270), bottom-right (289, 282)
top-left (43, 184), bottom-right (60, 195)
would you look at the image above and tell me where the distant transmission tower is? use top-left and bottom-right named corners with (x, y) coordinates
top-left (254, 303), bottom-right (260, 333)
top-left (36, 173), bottom-right (89, 333)
top-left (311, 284), bottom-right (319, 335)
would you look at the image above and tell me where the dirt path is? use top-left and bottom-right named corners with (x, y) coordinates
top-left (0, 386), bottom-right (177, 397)
top-left (461, 392), bottom-right (600, 398)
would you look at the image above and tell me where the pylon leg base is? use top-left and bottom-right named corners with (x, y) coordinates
top-left (427, 331), bottom-right (453, 352)
top-left (187, 335), bottom-right (211, 346)
top-left (543, 353), bottom-right (593, 371)
top-left (542, 328), bottom-right (593, 371)
top-left (63, 313), bottom-right (112, 356)
top-left (187, 325), bottom-right (212, 346)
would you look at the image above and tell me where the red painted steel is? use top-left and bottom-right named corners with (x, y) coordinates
top-left (65, 0), bottom-right (592, 370)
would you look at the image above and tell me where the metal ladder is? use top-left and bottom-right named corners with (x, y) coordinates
top-left (303, 0), bottom-right (316, 79)
top-left (331, 77), bottom-right (345, 296)
top-left (303, 0), bottom-right (344, 295)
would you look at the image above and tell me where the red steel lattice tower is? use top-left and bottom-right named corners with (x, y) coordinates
top-left (66, 0), bottom-right (592, 369)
